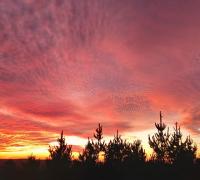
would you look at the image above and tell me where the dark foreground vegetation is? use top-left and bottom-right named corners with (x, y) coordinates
top-left (0, 112), bottom-right (200, 180)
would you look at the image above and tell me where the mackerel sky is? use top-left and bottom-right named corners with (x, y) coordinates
top-left (1, 0), bottom-right (200, 158)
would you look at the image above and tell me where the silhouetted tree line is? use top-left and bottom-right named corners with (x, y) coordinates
top-left (0, 112), bottom-right (200, 180)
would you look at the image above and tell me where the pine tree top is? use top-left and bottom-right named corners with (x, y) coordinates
top-left (155, 111), bottom-right (166, 132)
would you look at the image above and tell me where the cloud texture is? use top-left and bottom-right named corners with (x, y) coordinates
top-left (1, 0), bottom-right (200, 157)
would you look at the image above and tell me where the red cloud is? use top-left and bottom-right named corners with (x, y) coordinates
top-left (1, 0), bottom-right (200, 157)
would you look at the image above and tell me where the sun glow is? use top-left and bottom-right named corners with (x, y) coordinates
top-left (0, 146), bottom-right (48, 159)
top-left (0, 127), bottom-right (199, 159)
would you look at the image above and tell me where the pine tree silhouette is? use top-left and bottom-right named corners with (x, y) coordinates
top-left (168, 122), bottom-right (197, 165)
top-left (94, 123), bottom-right (106, 152)
top-left (79, 124), bottom-right (105, 166)
top-left (79, 137), bottom-right (97, 167)
top-left (105, 130), bottom-right (127, 166)
top-left (48, 130), bottom-right (72, 166)
top-left (1, 121), bottom-right (200, 180)
top-left (149, 111), bottom-right (170, 163)
top-left (94, 123), bottom-right (103, 143)
top-left (125, 140), bottom-right (146, 165)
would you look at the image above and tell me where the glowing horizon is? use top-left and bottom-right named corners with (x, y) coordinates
top-left (0, 125), bottom-right (199, 159)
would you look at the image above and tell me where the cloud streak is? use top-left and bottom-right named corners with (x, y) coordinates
top-left (1, 0), bottom-right (200, 157)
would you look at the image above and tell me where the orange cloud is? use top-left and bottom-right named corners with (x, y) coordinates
top-left (1, 0), bottom-right (200, 158)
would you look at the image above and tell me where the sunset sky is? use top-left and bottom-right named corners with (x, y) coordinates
top-left (1, 0), bottom-right (200, 159)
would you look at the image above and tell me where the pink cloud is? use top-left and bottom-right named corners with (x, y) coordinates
top-left (1, 0), bottom-right (200, 157)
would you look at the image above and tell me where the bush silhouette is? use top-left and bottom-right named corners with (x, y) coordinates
top-left (21, 154), bottom-right (40, 180)
top-left (24, 154), bottom-right (40, 170)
